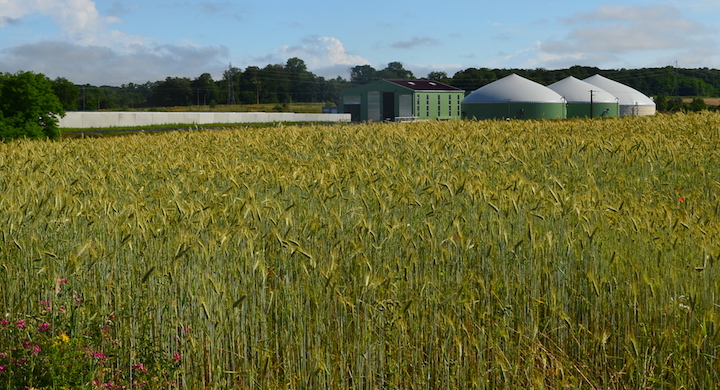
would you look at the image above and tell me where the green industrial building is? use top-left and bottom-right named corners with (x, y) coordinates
top-left (339, 80), bottom-right (465, 122)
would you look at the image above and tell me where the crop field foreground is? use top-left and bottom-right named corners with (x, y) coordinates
top-left (2, 112), bottom-right (720, 389)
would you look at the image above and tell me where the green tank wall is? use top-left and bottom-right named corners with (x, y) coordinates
top-left (462, 102), bottom-right (565, 120)
top-left (566, 102), bottom-right (619, 118)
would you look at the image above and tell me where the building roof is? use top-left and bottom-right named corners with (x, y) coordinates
top-left (547, 76), bottom-right (618, 103)
top-left (583, 74), bottom-right (655, 106)
top-left (385, 79), bottom-right (463, 91)
top-left (462, 73), bottom-right (564, 104)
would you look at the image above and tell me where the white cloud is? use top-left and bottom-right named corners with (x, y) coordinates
top-left (0, 0), bottom-right (146, 49)
top-left (0, 41), bottom-right (229, 85)
top-left (273, 36), bottom-right (370, 78)
top-left (538, 4), bottom-right (719, 68)
top-left (0, 0), bottom-right (231, 84)
top-left (1, 0), bottom-right (114, 34)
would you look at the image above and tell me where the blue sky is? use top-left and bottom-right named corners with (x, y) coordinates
top-left (1, 0), bottom-right (718, 85)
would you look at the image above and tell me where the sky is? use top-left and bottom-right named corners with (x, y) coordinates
top-left (0, 0), bottom-right (719, 86)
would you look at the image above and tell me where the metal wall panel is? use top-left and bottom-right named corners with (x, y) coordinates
top-left (368, 92), bottom-right (381, 122)
top-left (398, 94), bottom-right (412, 118)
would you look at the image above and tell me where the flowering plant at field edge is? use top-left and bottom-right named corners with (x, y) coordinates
top-left (0, 278), bottom-right (183, 389)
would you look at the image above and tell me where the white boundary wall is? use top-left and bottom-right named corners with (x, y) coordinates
top-left (59, 111), bottom-right (351, 128)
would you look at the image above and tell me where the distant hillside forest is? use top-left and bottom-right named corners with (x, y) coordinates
top-left (48, 58), bottom-right (720, 112)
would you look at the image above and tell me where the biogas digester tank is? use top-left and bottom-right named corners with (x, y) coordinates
top-left (462, 74), bottom-right (566, 120)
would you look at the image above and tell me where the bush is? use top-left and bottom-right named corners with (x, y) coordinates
top-left (0, 71), bottom-right (65, 141)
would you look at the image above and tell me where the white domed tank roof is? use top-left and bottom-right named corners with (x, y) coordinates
top-left (548, 76), bottom-right (617, 103)
top-left (583, 74), bottom-right (656, 115)
top-left (463, 73), bottom-right (565, 104)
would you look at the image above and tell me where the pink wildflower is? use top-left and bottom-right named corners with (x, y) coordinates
top-left (132, 363), bottom-right (148, 373)
top-left (38, 322), bottom-right (51, 332)
top-left (16, 319), bottom-right (25, 328)
top-left (0, 319), bottom-right (9, 326)
top-left (88, 349), bottom-right (108, 360)
top-left (173, 352), bottom-right (182, 362)
top-left (40, 300), bottom-right (52, 311)
top-left (55, 278), bottom-right (68, 293)
top-left (22, 339), bottom-right (41, 354)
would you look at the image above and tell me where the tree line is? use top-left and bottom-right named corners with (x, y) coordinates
top-left (40, 59), bottom-right (720, 112)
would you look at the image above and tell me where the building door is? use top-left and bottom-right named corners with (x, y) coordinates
top-left (382, 92), bottom-right (395, 121)
top-left (344, 105), bottom-right (361, 122)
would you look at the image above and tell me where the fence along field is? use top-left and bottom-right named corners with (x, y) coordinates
top-left (1, 112), bottom-right (720, 388)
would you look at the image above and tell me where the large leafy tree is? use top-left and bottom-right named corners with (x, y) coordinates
top-left (285, 57), bottom-right (314, 102)
top-left (379, 61), bottom-right (414, 79)
top-left (0, 71), bottom-right (65, 141)
top-left (350, 65), bottom-right (378, 85)
top-left (149, 77), bottom-right (193, 107)
top-left (51, 77), bottom-right (80, 111)
top-left (192, 73), bottom-right (219, 106)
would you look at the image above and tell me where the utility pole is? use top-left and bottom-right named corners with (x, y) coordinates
top-left (226, 63), bottom-right (236, 105)
top-left (253, 79), bottom-right (260, 105)
top-left (589, 90), bottom-right (594, 118)
top-left (674, 60), bottom-right (679, 96)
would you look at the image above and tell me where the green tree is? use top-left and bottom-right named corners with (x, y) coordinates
top-left (667, 97), bottom-right (684, 112)
top-left (426, 71), bottom-right (448, 82)
top-left (379, 61), bottom-right (414, 79)
top-left (149, 77), bottom-right (193, 107)
top-left (285, 57), bottom-right (314, 102)
top-left (51, 77), bottom-right (79, 111)
top-left (450, 67), bottom-right (498, 91)
top-left (0, 71), bottom-right (65, 141)
top-left (655, 93), bottom-right (668, 112)
top-left (350, 65), bottom-right (378, 85)
top-left (239, 66), bottom-right (262, 104)
top-left (192, 73), bottom-right (219, 106)
top-left (689, 97), bottom-right (707, 111)
top-left (260, 64), bottom-right (290, 103)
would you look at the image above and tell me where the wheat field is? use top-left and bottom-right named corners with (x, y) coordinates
top-left (1, 112), bottom-right (720, 389)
